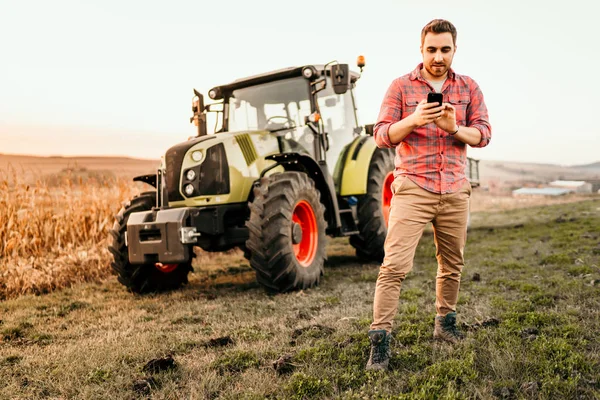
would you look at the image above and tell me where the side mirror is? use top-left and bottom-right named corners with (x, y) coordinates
top-left (191, 89), bottom-right (207, 137)
top-left (330, 64), bottom-right (349, 94)
top-left (192, 89), bottom-right (204, 114)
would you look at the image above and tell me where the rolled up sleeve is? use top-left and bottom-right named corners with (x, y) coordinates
top-left (466, 80), bottom-right (492, 148)
top-left (373, 79), bottom-right (402, 148)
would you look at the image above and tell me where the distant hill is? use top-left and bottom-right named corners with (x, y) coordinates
top-left (2, 153), bottom-right (599, 189)
top-left (478, 159), bottom-right (600, 188)
top-left (572, 161), bottom-right (600, 171)
top-left (0, 153), bottom-right (159, 182)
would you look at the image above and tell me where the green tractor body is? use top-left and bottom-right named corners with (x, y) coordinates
top-left (109, 61), bottom-right (480, 293)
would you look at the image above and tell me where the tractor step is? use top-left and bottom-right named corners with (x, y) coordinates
top-left (338, 208), bottom-right (359, 236)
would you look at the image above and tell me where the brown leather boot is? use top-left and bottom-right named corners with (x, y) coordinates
top-left (365, 330), bottom-right (391, 371)
top-left (433, 312), bottom-right (464, 344)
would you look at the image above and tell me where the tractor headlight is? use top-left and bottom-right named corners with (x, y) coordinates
top-left (191, 150), bottom-right (204, 162)
top-left (185, 169), bottom-right (196, 181)
top-left (184, 184), bottom-right (195, 196)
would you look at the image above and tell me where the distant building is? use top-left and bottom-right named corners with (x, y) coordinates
top-left (513, 187), bottom-right (574, 196)
top-left (549, 180), bottom-right (593, 194)
top-left (586, 179), bottom-right (600, 193)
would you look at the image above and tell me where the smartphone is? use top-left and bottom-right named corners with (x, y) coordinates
top-left (427, 92), bottom-right (443, 107)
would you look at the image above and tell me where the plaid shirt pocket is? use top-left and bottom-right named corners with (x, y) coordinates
top-left (448, 95), bottom-right (470, 126)
top-left (403, 97), bottom-right (420, 120)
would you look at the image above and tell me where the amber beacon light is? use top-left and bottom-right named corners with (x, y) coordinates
top-left (357, 55), bottom-right (366, 72)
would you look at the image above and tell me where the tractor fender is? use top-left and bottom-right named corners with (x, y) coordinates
top-left (264, 153), bottom-right (342, 235)
top-left (133, 173), bottom-right (157, 189)
top-left (339, 136), bottom-right (379, 196)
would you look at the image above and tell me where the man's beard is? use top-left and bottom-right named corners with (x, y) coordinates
top-left (426, 62), bottom-right (449, 78)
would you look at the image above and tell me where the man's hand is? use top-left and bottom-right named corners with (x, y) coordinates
top-left (410, 100), bottom-right (444, 127)
top-left (435, 103), bottom-right (458, 133)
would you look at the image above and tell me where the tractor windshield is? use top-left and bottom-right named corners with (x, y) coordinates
top-left (228, 77), bottom-right (315, 156)
top-left (228, 78), bottom-right (310, 133)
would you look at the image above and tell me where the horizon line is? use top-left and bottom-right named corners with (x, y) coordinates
top-left (1, 152), bottom-right (598, 169)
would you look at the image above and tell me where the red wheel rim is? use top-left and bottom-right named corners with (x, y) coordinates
top-left (382, 172), bottom-right (394, 227)
top-left (155, 263), bottom-right (178, 273)
top-left (292, 200), bottom-right (318, 267)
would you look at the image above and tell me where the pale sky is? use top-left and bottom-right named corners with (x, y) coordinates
top-left (1, 0), bottom-right (598, 165)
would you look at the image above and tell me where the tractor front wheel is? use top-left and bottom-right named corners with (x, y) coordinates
top-left (108, 192), bottom-right (193, 293)
top-left (245, 172), bottom-right (327, 292)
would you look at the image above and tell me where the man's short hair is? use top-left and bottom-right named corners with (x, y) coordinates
top-left (421, 19), bottom-right (457, 46)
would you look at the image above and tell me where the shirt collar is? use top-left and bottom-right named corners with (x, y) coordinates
top-left (410, 63), bottom-right (456, 81)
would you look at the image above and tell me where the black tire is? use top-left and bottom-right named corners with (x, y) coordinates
top-left (108, 191), bottom-right (192, 293)
top-left (349, 148), bottom-right (395, 262)
top-left (245, 171), bottom-right (327, 292)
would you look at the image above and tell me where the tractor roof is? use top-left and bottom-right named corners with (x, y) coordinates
top-left (210, 64), bottom-right (361, 96)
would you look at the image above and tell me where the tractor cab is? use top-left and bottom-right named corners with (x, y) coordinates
top-left (193, 62), bottom-right (363, 175)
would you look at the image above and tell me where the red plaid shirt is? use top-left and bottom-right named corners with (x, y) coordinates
top-left (374, 63), bottom-right (491, 194)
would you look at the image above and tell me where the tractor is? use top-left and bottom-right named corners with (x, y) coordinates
top-left (108, 58), bottom-right (480, 293)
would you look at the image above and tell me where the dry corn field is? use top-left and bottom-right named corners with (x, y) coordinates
top-left (0, 167), bottom-right (139, 299)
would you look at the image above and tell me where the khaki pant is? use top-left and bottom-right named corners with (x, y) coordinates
top-left (370, 176), bottom-right (471, 333)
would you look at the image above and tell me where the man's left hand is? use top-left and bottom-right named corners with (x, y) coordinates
top-left (435, 103), bottom-right (458, 133)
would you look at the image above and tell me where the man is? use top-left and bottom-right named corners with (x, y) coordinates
top-left (366, 19), bottom-right (491, 371)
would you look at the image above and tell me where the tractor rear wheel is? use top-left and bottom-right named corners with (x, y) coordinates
top-left (245, 171), bottom-right (327, 292)
top-left (350, 148), bottom-right (395, 262)
top-left (108, 191), bottom-right (193, 293)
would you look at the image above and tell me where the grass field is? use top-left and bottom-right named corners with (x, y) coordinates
top-left (1, 197), bottom-right (599, 399)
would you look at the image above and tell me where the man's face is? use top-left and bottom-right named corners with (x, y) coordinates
top-left (420, 32), bottom-right (456, 79)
